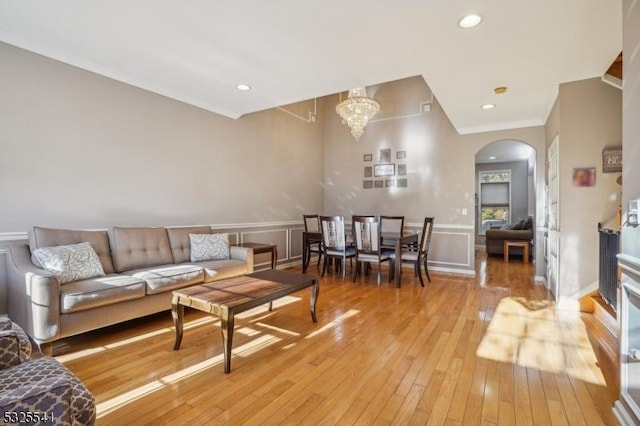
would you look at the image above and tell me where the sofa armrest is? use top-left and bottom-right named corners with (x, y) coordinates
top-left (230, 246), bottom-right (254, 273)
top-left (485, 229), bottom-right (533, 241)
top-left (0, 377), bottom-right (72, 424)
top-left (5, 244), bottom-right (61, 344)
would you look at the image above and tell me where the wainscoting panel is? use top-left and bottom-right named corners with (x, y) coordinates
top-left (289, 228), bottom-right (304, 260)
top-left (429, 231), bottom-right (472, 268)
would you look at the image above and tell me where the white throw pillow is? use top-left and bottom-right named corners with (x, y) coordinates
top-left (190, 233), bottom-right (230, 261)
top-left (33, 242), bottom-right (106, 284)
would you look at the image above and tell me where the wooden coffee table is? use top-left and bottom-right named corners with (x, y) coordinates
top-left (171, 269), bottom-right (319, 373)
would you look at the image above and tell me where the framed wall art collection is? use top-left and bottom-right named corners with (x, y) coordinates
top-left (362, 148), bottom-right (408, 189)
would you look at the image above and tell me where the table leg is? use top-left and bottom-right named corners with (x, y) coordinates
top-left (302, 234), bottom-right (309, 273)
top-left (503, 241), bottom-right (509, 263)
top-left (395, 239), bottom-right (402, 288)
top-left (310, 279), bottom-right (319, 323)
top-left (220, 310), bottom-right (235, 374)
top-left (268, 301), bottom-right (273, 311)
top-left (524, 244), bottom-right (529, 264)
top-left (171, 299), bottom-right (184, 351)
top-left (271, 246), bottom-right (278, 269)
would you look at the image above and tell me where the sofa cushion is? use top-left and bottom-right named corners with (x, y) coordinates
top-left (29, 227), bottom-right (115, 274)
top-left (123, 264), bottom-right (205, 294)
top-left (33, 242), bottom-right (106, 284)
top-left (190, 233), bottom-right (230, 261)
top-left (110, 227), bottom-right (174, 272)
top-left (60, 274), bottom-right (146, 313)
top-left (190, 259), bottom-right (250, 282)
top-left (166, 226), bottom-right (212, 264)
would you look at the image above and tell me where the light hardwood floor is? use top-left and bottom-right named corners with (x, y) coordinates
top-left (55, 253), bottom-right (619, 425)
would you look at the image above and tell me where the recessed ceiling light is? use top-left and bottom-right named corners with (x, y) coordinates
top-left (458, 14), bottom-right (483, 29)
top-left (481, 103), bottom-right (495, 110)
top-left (236, 84), bottom-right (251, 91)
top-left (489, 156), bottom-right (497, 160)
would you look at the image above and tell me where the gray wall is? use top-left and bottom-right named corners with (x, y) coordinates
top-left (475, 160), bottom-right (530, 235)
top-left (322, 76), bottom-right (547, 275)
top-left (545, 78), bottom-right (622, 301)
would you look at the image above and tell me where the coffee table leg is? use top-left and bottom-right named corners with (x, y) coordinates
top-left (268, 301), bottom-right (273, 311)
top-left (310, 279), bottom-right (319, 323)
top-left (221, 310), bottom-right (235, 374)
top-left (171, 299), bottom-right (184, 350)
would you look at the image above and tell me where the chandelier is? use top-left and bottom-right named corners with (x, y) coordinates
top-left (335, 87), bottom-right (380, 140)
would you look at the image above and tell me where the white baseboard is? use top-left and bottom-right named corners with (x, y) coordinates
top-left (534, 276), bottom-right (546, 284)
top-left (613, 401), bottom-right (637, 426)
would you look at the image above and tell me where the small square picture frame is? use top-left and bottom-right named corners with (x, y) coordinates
top-left (397, 178), bottom-right (408, 188)
top-left (363, 180), bottom-right (373, 189)
top-left (379, 148), bottom-right (391, 163)
top-left (385, 180), bottom-right (395, 188)
top-left (396, 151), bottom-right (406, 159)
top-left (363, 154), bottom-right (373, 162)
top-left (374, 180), bottom-right (384, 188)
top-left (397, 164), bottom-right (407, 176)
top-left (364, 166), bottom-right (372, 178)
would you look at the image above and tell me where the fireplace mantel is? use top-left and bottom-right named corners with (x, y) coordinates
top-left (614, 253), bottom-right (640, 425)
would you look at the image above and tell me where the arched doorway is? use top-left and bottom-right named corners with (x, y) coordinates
top-left (474, 140), bottom-right (537, 259)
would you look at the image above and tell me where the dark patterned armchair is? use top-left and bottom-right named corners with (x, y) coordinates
top-left (0, 318), bottom-right (95, 425)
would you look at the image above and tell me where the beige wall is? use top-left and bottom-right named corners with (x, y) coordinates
top-left (553, 78), bottom-right (622, 299)
top-left (0, 42), bottom-right (325, 231)
top-left (621, 0), bottom-right (640, 258)
top-left (322, 76), bottom-right (546, 275)
top-left (0, 42), bottom-right (326, 312)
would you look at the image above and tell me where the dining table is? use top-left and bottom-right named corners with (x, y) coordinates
top-left (302, 229), bottom-right (419, 288)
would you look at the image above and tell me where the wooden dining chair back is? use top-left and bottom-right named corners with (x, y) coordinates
top-left (419, 217), bottom-right (435, 282)
top-left (302, 214), bottom-right (322, 271)
top-left (389, 216), bottom-right (434, 286)
top-left (380, 215), bottom-right (405, 249)
top-left (380, 216), bottom-right (405, 234)
top-left (352, 216), bottom-right (393, 286)
top-left (320, 216), bottom-right (355, 279)
top-left (303, 214), bottom-right (320, 233)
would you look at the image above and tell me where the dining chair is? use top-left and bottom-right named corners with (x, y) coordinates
top-left (320, 216), bottom-right (355, 279)
top-left (352, 216), bottom-right (394, 286)
top-left (303, 214), bottom-right (323, 270)
top-left (389, 217), bottom-right (434, 286)
top-left (380, 215), bottom-right (405, 249)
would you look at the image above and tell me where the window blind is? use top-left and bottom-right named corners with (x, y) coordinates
top-left (481, 182), bottom-right (509, 206)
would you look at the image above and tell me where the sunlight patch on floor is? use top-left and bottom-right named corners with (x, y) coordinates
top-left (305, 309), bottom-right (359, 339)
top-left (476, 297), bottom-right (606, 386)
top-left (96, 332), bottom-right (281, 418)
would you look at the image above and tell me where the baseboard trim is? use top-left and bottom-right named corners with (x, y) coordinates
top-left (534, 276), bottom-right (546, 284)
top-left (613, 401), bottom-right (637, 426)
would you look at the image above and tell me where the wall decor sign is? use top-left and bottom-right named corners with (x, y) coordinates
top-left (396, 151), bottom-right (406, 159)
top-left (397, 164), bottom-right (407, 176)
top-left (374, 180), bottom-right (384, 188)
top-left (379, 148), bottom-right (391, 163)
top-left (363, 180), bottom-right (373, 189)
top-left (364, 166), bottom-right (372, 178)
top-left (363, 154), bottom-right (373, 162)
top-left (374, 163), bottom-right (395, 177)
top-left (572, 167), bottom-right (596, 187)
top-left (602, 146), bottom-right (622, 173)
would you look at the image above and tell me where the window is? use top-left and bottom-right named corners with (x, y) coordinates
top-left (479, 170), bottom-right (511, 234)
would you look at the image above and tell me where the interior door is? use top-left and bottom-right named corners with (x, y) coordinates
top-left (547, 136), bottom-right (560, 298)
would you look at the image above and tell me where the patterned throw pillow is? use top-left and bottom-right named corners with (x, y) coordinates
top-left (33, 242), bottom-right (105, 284)
top-left (190, 233), bottom-right (230, 261)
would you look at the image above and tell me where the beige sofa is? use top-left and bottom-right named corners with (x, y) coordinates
top-left (6, 226), bottom-right (253, 355)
